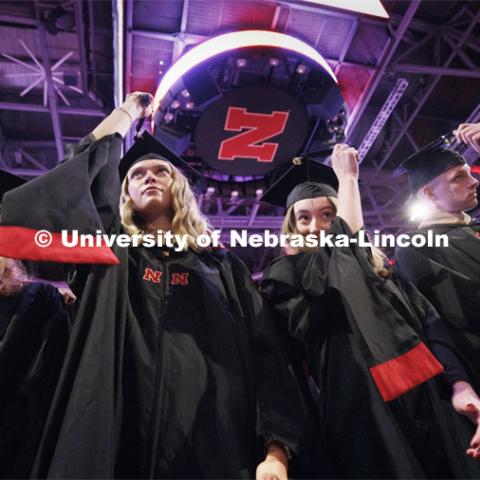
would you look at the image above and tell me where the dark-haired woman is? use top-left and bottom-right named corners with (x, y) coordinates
top-left (261, 144), bottom-right (480, 478)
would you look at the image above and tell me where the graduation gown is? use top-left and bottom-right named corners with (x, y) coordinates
top-left (0, 134), bottom-right (309, 478)
top-left (395, 223), bottom-right (480, 390)
top-left (261, 219), bottom-right (479, 478)
top-left (394, 279), bottom-right (480, 479)
top-left (0, 282), bottom-right (70, 478)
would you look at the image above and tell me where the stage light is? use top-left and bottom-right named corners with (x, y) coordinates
top-left (269, 58), bottom-right (279, 67)
top-left (296, 64), bottom-right (307, 74)
top-left (408, 199), bottom-right (432, 222)
top-left (181, 89), bottom-right (190, 98)
top-left (296, 0), bottom-right (389, 19)
top-left (236, 58), bottom-right (247, 68)
top-left (205, 187), bottom-right (215, 200)
top-left (163, 112), bottom-right (174, 123)
top-left (171, 100), bottom-right (181, 109)
top-left (185, 101), bottom-right (195, 110)
top-left (255, 188), bottom-right (263, 200)
top-left (154, 30), bottom-right (337, 112)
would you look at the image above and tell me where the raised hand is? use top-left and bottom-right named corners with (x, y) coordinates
top-left (331, 143), bottom-right (359, 181)
top-left (123, 91), bottom-right (154, 121)
top-left (455, 123), bottom-right (480, 153)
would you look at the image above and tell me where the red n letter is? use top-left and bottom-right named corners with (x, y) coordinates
top-left (218, 107), bottom-right (289, 163)
top-left (143, 268), bottom-right (162, 284)
top-left (171, 272), bottom-right (189, 285)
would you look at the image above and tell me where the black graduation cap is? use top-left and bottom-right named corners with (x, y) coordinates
top-left (393, 134), bottom-right (466, 192)
top-left (0, 169), bottom-right (27, 202)
top-left (119, 131), bottom-right (202, 183)
top-left (261, 156), bottom-right (338, 209)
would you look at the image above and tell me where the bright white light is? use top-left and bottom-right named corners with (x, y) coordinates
top-left (154, 30), bottom-right (338, 112)
top-left (164, 112), bottom-right (174, 123)
top-left (296, 64), bottom-right (307, 74)
top-left (298, 0), bottom-right (389, 19)
top-left (185, 101), bottom-right (194, 110)
top-left (409, 199), bottom-right (432, 222)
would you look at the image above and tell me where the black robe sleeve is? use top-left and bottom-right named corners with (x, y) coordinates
top-left (219, 251), bottom-right (312, 460)
top-left (261, 249), bottom-right (331, 344)
top-left (400, 280), bottom-right (471, 386)
top-left (0, 134), bottom-right (123, 265)
top-left (0, 283), bottom-right (71, 478)
top-left (396, 242), bottom-right (480, 390)
top-left (263, 218), bottom-right (444, 402)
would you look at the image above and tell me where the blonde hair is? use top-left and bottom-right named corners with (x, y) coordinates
top-left (0, 257), bottom-right (28, 296)
top-left (120, 158), bottom-right (213, 252)
top-left (282, 196), bottom-right (391, 278)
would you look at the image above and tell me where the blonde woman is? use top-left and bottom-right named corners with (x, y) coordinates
top-left (0, 93), bottom-right (308, 479)
top-left (0, 257), bottom-right (71, 477)
top-left (261, 145), bottom-right (480, 478)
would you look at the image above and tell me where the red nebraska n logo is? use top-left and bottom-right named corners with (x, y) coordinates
top-left (143, 267), bottom-right (162, 284)
top-left (171, 272), bottom-right (189, 286)
top-left (218, 107), bottom-right (289, 163)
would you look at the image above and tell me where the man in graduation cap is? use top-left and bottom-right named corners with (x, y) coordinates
top-left (394, 123), bottom-right (480, 451)
top-left (0, 92), bottom-right (311, 479)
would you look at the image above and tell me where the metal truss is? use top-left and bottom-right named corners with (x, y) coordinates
top-left (373, 7), bottom-right (480, 175)
top-left (345, 0), bottom-right (421, 139)
top-left (2, 40), bottom-right (83, 107)
top-left (357, 78), bottom-right (409, 163)
top-left (351, 4), bottom-right (480, 234)
top-left (0, 3), bottom-right (107, 165)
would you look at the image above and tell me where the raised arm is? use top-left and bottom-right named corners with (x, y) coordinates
top-left (91, 92), bottom-right (153, 140)
top-left (331, 143), bottom-right (362, 234)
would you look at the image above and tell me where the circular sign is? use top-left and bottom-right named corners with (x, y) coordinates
top-left (195, 86), bottom-right (309, 175)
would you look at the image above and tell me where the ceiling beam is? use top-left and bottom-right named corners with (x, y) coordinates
top-left (74, 0), bottom-right (89, 94)
top-left (375, 8), bottom-right (480, 174)
top-left (35, 4), bottom-right (64, 161)
top-left (334, 18), bottom-right (359, 75)
top-left (392, 63), bottom-right (480, 79)
top-left (346, 0), bottom-right (421, 139)
top-left (125, 0), bottom-right (133, 96)
top-left (0, 101), bottom-right (105, 116)
top-left (0, 14), bottom-right (36, 27)
top-left (112, 0), bottom-right (124, 107)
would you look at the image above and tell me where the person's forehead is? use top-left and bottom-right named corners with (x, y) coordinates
top-left (440, 163), bottom-right (471, 181)
top-left (128, 158), bottom-right (171, 174)
top-left (293, 196), bottom-right (332, 212)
